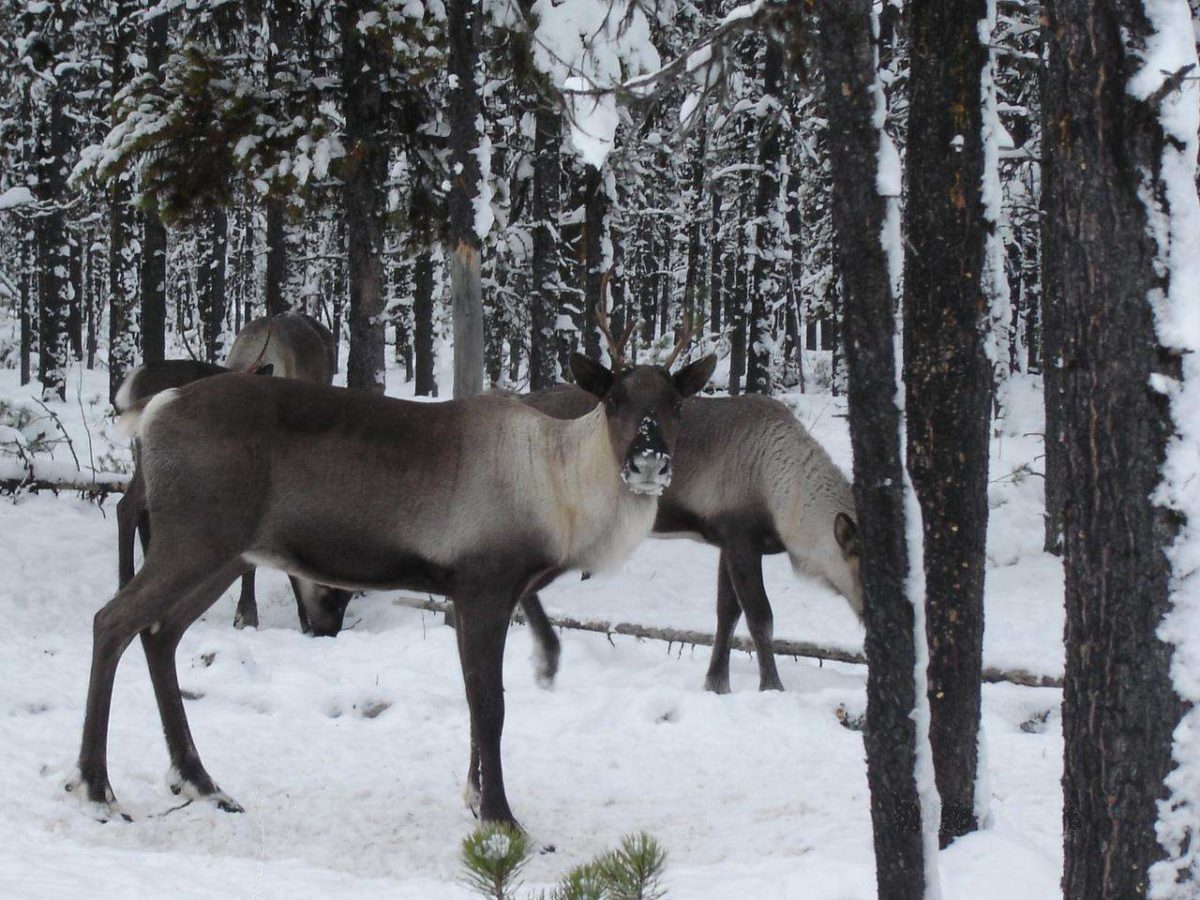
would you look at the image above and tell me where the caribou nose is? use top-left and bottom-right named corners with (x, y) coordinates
top-left (630, 453), bottom-right (670, 478)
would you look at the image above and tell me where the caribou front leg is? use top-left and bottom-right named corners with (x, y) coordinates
top-left (454, 592), bottom-right (520, 826)
top-left (233, 570), bottom-right (258, 629)
top-left (725, 548), bottom-right (784, 692)
top-left (704, 555), bottom-right (740, 694)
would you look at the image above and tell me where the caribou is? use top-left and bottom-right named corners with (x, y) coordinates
top-left (71, 350), bottom-right (716, 826)
top-left (520, 311), bottom-right (863, 693)
top-left (115, 312), bottom-right (352, 636)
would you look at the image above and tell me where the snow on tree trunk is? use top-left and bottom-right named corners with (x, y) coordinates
top-left (529, 105), bottom-right (561, 390)
top-left (1043, 1), bottom-right (1192, 895)
top-left (138, 7), bottom-right (169, 364)
top-left (1132, 2), bottom-right (1200, 896)
top-left (747, 37), bottom-right (784, 395)
top-left (812, 1), bottom-right (936, 895)
top-left (902, 0), bottom-right (993, 847)
top-left (196, 206), bottom-right (229, 363)
top-left (340, 1), bottom-right (386, 394)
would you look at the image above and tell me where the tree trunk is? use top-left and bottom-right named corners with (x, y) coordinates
top-left (529, 105), bottom-right (561, 390)
top-left (20, 231), bottom-right (33, 386)
top-left (728, 212), bottom-right (746, 396)
top-left (446, 0), bottom-right (485, 397)
top-left (107, 0), bottom-right (140, 404)
top-left (138, 8), bottom-right (170, 364)
top-left (582, 164), bottom-right (607, 361)
top-left (35, 5), bottom-right (75, 402)
top-left (197, 206), bottom-right (229, 363)
top-left (747, 38), bottom-right (784, 395)
top-left (1044, 2), bottom-right (1186, 896)
top-left (813, 1), bottom-right (929, 896)
top-left (340, 0), bottom-right (387, 393)
top-left (709, 192), bottom-right (723, 335)
top-left (68, 235), bottom-right (83, 360)
top-left (413, 247), bottom-right (436, 396)
top-left (264, 0), bottom-right (300, 315)
top-left (902, 0), bottom-right (991, 847)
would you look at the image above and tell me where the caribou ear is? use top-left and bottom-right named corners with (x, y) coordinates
top-left (672, 354), bottom-right (717, 398)
top-left (570, 353), bottom-right (614, 398)
top-left (253, 364), bottom-right (275, 376)
top-left (834, 512), bottom-right (860, 555)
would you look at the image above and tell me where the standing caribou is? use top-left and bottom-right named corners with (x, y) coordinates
top-left (71, 351), bottom-right (716, 826)
top-left (521, 312), bottom-right (863, 693)
top-left (115, 312), bottom-right (352, 636)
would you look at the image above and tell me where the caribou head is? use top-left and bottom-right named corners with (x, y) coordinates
top-left (571, 301), bottom-right (716, 496)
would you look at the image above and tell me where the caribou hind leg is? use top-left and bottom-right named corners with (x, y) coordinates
top-left (725, 548), bottom-right (784, 692)
top-left (454, 590), bottom-right (521, 826)
top-left (519, 593), bottom-right (560, 688)
top-left (704, 555), bottom-right (740, 694)
top-left (115, 466), bottom-right (147, 588)
top-left (73, 551), bottom-right (239, 817)
top-left (141, 561), bottom-right (246, 811)
top-left (233, 570), bottom-right (258, 629)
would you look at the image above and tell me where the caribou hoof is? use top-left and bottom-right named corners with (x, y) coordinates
top-left (64, 773), bottom-right (131, 822)
top-left (759, 678), bottom-right (785, 693)
top-left (168, 768), bottom-right (244, 813)
top-left (233, 612), bottom-right (257, 630)
top-left (703, 674), bottom-right (731, 695)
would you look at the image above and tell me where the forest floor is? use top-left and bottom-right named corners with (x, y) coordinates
top-left (0, 360), bottom-right (1063, 898)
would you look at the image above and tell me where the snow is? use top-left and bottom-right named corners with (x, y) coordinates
top-left (1129, 1), bottom-right (1200, 895)
top-left (0, 359), bottom-right (1068, 898)
top-left (0, 186), bottom-right (33, 211)
top-left (563, 81), bottom-right (620, 170)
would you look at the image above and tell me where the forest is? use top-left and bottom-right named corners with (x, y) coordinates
top-left (1, 0), bottom-right (1199, 898)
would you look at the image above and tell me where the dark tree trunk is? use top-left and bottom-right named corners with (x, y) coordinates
top-left (582, 164), bottom-right (607, 361)
top-left (747, 38), bottom-right (784, 395)
top-left (709, 192), bottom-right (723, 335)
top-left (20, 234), bottom-right (33, 386)
top-left (658, 228), bottom-right (671, 340)
top-left (264, 0), bottom-right (300, 315)
top-left (529, 105), bottom-right (561, 390)
top-left (639, 219), bottom-right (658, 351)
top-left (35, 5), bottom-right (75, 401)
top-left (728, 212), bottom-right (746, 396)
top-left (197, 206), bottom-right (229, 363)
top-left (107, 0), bottom-right (140, 404)
top-left (138, 8), bottom-right (170, 364)
top-left (813, 1), bottom-right (928, 896)
top-left (413, 248), bottom-right (436, 396)
top-left (86, 236), bottom-right (99, 369)
top-left (340, 0), bottom-right (387, 393)
top-left (446, 0), bottom-right (485, 397)
top-left (68, 235), bottom-right (83, 360)
top-left (682, 123), bottom-right (706, 334)
top-left (902, 0), bottom-right (991, 848)
top-left (1044, 3), bottom-right (1185, 896)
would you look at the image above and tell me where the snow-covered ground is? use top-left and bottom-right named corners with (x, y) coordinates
top-left (0, 361), bottom-right (1064, 898)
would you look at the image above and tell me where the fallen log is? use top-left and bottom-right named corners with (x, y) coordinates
top-left (390, 593), bottom-right (1062, 689)
top-left (0, 474), bottom-right (129, 496)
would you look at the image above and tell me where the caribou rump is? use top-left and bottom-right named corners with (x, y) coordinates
top-left (72, 352), bottom-right (716, 826)
top-left (115, 312), bottom-right (352, 636)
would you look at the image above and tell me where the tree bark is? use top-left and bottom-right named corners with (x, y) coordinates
top-left (264, 0), bottom-right (300, 316)
top-left (340, 0), bottom-right (387, 393)
top-left (196, 206), bottom-right (229, 363)
top-left (813, 1), bottom-right (929, 896)
top-left (1044, 2), bottom-right (1185, 896)
top-left (413, 247), bottom-right (436, 396)
top-left (445, 0), bottom-right (486, 397)
top-left (903, 0), bottom-right (991, 847)
top-left (107, 0), bottom-right (140, 404)
top-left (747, 38), bottom-right (784, 395)
top-left (582, 164), bottom-right (607, 361)
top-left (529, 105), bottom-right (561, 390)
top-left (138, 7), bottom-right (170, 364)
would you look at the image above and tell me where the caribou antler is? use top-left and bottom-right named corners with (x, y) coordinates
top-left (595, 271), bottom-right (636, 370)
top-left (663, 313), bottom-right (707, 368)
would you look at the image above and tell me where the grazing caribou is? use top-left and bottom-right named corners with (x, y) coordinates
top-left (71, 351), bottom-right (716, 826)
top-left (115, 312), bottom-right (352, 636)
top-left (519, 321), bottom-right (862, 693)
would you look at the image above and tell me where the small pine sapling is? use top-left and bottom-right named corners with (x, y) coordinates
top-left (593, 832), bottom-right (668, 900)
top-left (460, 823), bottom-right (532, 900)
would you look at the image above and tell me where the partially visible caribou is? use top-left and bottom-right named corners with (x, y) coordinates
top-left (520, 322), bottom-right (863, 694)
top-left (74, 351), bottom-right (716, 825)
top-left (115, 312), bottom-right (351, 636)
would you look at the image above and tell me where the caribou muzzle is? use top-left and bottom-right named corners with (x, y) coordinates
top-left (622, 413), bottom-right (672, 496)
